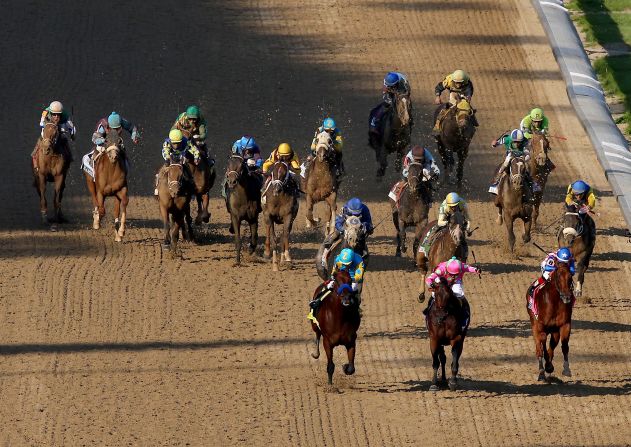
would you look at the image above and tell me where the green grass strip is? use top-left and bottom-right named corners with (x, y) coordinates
top-left (594, 56), bottom-right (631, 132)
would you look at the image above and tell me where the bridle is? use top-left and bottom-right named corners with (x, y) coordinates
top-left (225, 155), bottom-right (244, 185)
top-left (552, 265), bottom-right (573, 304)
top-left (167, 162), bottom-right (184, 197)
top-left (270, 161), bottom-right (290, 195)
top-left (509, 157), bottom-right (525, 190)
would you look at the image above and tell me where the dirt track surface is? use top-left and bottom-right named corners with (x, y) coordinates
top-left (2, 0), bottom-right (631, 445)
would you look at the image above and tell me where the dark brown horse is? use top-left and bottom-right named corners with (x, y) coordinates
top-left (528, 131), bottom-right (553, 229)
top-left (310, 270), bottom-right (361, 385)
top-left (84, 133), bottom-right (128, 242)
top-left (185, 153), bottom-right (216, 226)
top-left (494, 156), bottom-right (533, 252)
top-left (32, 123), bottom-right (71, 223)
top-left (417, 210), bottom-right (468, 302)
top-left (157, 159), bottom-right (194, 256)
top-left (393, 162), bottom-right (432, 257)
top-left (434, 98), bottom-right (476, 185)
top-left (302, 131), bottom-right (339, 233)
top-left (426, 277), bottom-right (467, 391)
top-left (557, 210), bottom-right (595, 297)
top-left (225, 155), bottom-right (262, 265)
top-left (262, 161), bottom-right (299, 271)
top-left (370, 93), bottom-right (412, 177)
top-left (527, 262), bottom-right (574, 381)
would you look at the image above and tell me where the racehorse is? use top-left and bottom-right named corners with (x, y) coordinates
top-left (557, 209), bottom-right (595, 297)
top-left (434, 98), bottom-right (476, 185)
top-left (225, 155), bottom-right (262, 265)
top-left (185, 152), bottom-right (216, 226)
top-left (310, 270), bottom-right (361, 385)
top-left (32, 122), bottom-right (71, 223)
top-left (316, 215), bottom-right (368, 281)
top-left (302, 131), bottom-right (339, 233)
top-left (528, 131), bottom-right (553, 229)
top-left (417, 209), bottom-right (468, 302)
top-left (527, 262), bottom-right (574, 381)
top-left (426, 277), bottom-right (468, 391)
top-left (84, 132), bottom-right (128, 242)
top-left (392, 161), bottom-right (432, 257)
top-left (370, 92), bottom-right (412, 177)
top-left (157, 157), bottom-right (194, 256)
top-left (494, 156), bottom-right (533, 252)
top-left (262, 161), bottom-right (299, 271)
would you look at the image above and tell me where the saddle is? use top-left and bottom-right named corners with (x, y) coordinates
top-left (388, 180), bottom-right (408, 207)
top-left (418, 221), bottom-right (446, 255)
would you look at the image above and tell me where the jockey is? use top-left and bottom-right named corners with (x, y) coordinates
top-left (92, 112), bottom-right (140, 149)
top-left (389, 145), bottom-right (440, 205)
top-left (422, 257), bottom-right (480, 323)
top-left (369, 71), bottom-right (412, 140)
top-left (438, 192), bottom-right (471, 231)
top-left (310, 248), bottom-right (365, 311)
top-left (232, 135), bottom-right (263, 172)
top-left (527, 247), bottom-right (575, 308)
top-left (172, 105), bottom-right (208, 150)
top-left (309, 118), bottom-right (344, 176)
top-left (262, 143), bottom-right (300, 175)
top-left (432, 70), bottom-right (476, 133)
top-left (324, 197), bottom-right (373, 248)
top-left (488, 129), bottom-right (540, 195)
top-left (161, 129), bottom-right (199, 165)
top-left (520, 107), bottom-right (549, 139)
top-left (565, 180), bottom-right (597, 213)
top-left (39, 100), bottom-right (76, 141)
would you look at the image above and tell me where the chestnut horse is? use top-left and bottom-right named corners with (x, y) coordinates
top-left (84, 133), bottom-right (128, 242)
top-left (157, 158), bottom-right (194, 256)
top-left (262, 161), bottom-right (299, 271)
top-left (32, 123), bottom-right (71, 223)
top-left (527, 262), bottom-right (574, 381)
top-left (426, 277), bottom-right (468, 391)
top-left (310, 270), bottom-right (361, 385)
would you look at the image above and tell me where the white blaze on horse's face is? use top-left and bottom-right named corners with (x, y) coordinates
top-left (509, 159), bottom-right (525, 190)
top-left (167, 165), bottom-right (183, 198)
top-left (316, 131), bottom-right (333, 162)
top-left (344, 216), bottom-right (362, 248)
top-left (106, 145), bottom-right (119, 163)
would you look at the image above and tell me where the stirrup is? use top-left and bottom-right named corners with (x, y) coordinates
top-left (488, 184), bottom-right (498, 195)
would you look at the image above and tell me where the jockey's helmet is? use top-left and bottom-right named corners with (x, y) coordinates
top-left (446, 257), bottom-right (463, 275)
top-left (339, 248), bottom-right (355, 265)
top-left (452, 70), bottom-right (469, 84)
top-left (108, 112), bottom-right (122, 129)
top-left (278, 143), bottom-right (292, 156)
top-left (445, 192), bottom-right (462, 207)
top-left (186, 105), bottom-right (200, 119)
top-left (571, 180), bottom-right (589, 195)
top-left (510, 129), bottom-right (525, 143)
top-left (240, 135), bottom-right (257, 150)
top-left (346, 198), bottom-right (363, 216)
top-left (530, 107), bottom-right (544, 122)
top-left (556, 247), bottom-right (572, 263)
top-left (49, 101), bottom-right (63, 114)
top-left (384, 72), bottom-right (400, 87)
top-left (169, 129), bottom-right (183, 143)
top-left (411, 145), bottom-right (426, 162)
top-left (323, 118), bottom-right (336, 131)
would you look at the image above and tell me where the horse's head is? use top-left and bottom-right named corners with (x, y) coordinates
top-left (561, 212), bottom-right (583, 246)
top-left (270, 161), bottom-right (289, 195)
top-left (553, 262), bottom-right (574, 304)
top-left (40, 123), bottom-right (59, 155)
top-left (454, 98), bottom-right (474, 129)
top-left (448, 209), bottom-right (466, 245)
top-left (531, 132), bottom-right (549, 167)
top-left (394, 94), bottom-right (411, 127)
top-left (431, 277), bottom-right (453, 312)
top-left (343, 215), bottom-right (364, 249)
top-left (406, 162), bottom-right (425, 194)
top-left (104, 134), bottom-right (123, 164)
top-left (509, 156), bottom-right (526, 191)
top-left (333, 269), bottom-right (354, 307)
top-left (167, 162), bottom-right (185, 198)
top-left (315, 131), bottom-right (334, 162)
top-left (225, 155), bottom-right (244, 190)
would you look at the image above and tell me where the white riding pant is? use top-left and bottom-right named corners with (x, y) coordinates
top-left (431, 282), bottom-right (465, 299)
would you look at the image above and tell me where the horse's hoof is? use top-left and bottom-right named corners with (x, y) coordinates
top-left (429, 384), bottom-right (440, 392)
top-left (272, 262), bottom-right (279, 272)
top-left (202, 213), bottom-right (210, 223)
top-left (545, 363), bottom-right (554, 374)
top-left (562, 367), bottom-right (572, 377)
top-left (448, 378), bottom-right (458, 391)
top-left (232, 261), bottom-right (241, 267)
top-left (194, 216), bottom-right (203, 226)
top-left (229, 225), bottom-right (235, 234)
top-left (162, 243), bottom-right (170, 250)
top-left (343, 363), bottom-right (355, 375)
top-left (115, 235), bottom-right (122, 242)
top-left (395, 249), bottom-right (401, 257)
top-left (496, 215), bottom-right (503, 225)
top-left (523, 234), bottom-right (531, 243)
top-left (418, 292), bottom-right (425, 303)
top-left (93, 223), bottom-right (100, 230)
top-left (311, 351), bottom-right (320, 359)
top-left (537, 371), bottom-right (546, 382)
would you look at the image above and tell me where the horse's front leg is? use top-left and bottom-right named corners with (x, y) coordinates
top-left (264, 212), bottom-right (272, 259)
top-left (170, 213), bottom-right (184, 258)
top-left (194, 194), bottom-right (204, 225)
top-left (522, 215), bottom-right (532, 243)
top-left (160, 205), bottom-right (171, 248)
top-left (343, 340), bottom-right (356, 376)
top-left (183, 201), bottom-right (194, 242)
top-left (201, 192), bottom-right (210, 223)
top-left (305, 193), bottom-right (316, 228)
top-left (438, 345), bottom-right (447, 386)
top-left (534, 329), bottom-right (547, 381)
top-left (546, 331), bottom-right (560, 375)
top-left (53, 174), bottom-right (67, 223)
top-left (326, 191), bottom-right (337, 235)
top-left (233, 217), bottom-right (242, 266)
top-left (429, 338), bottom-right (441, 391)
top-left (560, 323), bottom-right (572, 377)
top-left (311, 327), bottom-right (321, 359)
top-left (412, 219), bottom-right (426, 255)
top-left (282, 215), bottom-right (294, 263)
top-left (248, 221), bottom-right (258, 256)
top-left (270, 221), bottom-right (279, 272)
top-left (398, 217), bottom-right (408, 254)
top-left (449, 341), bottom-right (463, 390)
top-left (505, 213), bottom-right (516, 252)
top-left (96, 190), bottom-right (106, 229)
top-left (115, 188), bottom-right (128, 242)
top-left (37, 174), bottom-right (48, 223)
top-left (323, 337), bottom-right (335, 385)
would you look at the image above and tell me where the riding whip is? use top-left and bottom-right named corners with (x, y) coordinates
top-left (471, 250), bottom-right (482, 279)
top-left (548, 135), bottom-right (567, 141)
top-left (371, 214), bottom-right (391, 232)
top-left (532, 241), bottom-right (549, 255)
top-left (541, 215), bottom-right (563, 233)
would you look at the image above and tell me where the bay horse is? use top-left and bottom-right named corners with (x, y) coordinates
top-left (157, 157), bottom-right (194, 256)
top-left (302, 131), bottom-right (339, 233)
top-left (185, 152), bottom-right (216, 226)
top-left (370, 93), bottom-right (412, 177)
top-left (392, 161), bottom-right (432, 258)
top-left (84, 132), bottom-right (128, 242)
top-left (262, 161), bottom-right (299, 271)
top-left (32, 122), bottom-right (71, 223)
top-left (528, 131), bottom-right (553, 229)
top-left (309, 270), bottom-right (361, 385)
top-left (557, 209), bottom-right (595, 297)
top-left (426, 277), bottom-right (467, 391)
top-left (527, 262), bottom-right (574, 381)
top-left (416, 209), bottom-right (468, 302)
top-left (225, 155), bottom-right (262, 265)
top-left (434, 98), bottom-right (476, 185)
top-left (494, 156), bottom-right (533, 252)
top-left (316, 215), bottom-right (368, 281)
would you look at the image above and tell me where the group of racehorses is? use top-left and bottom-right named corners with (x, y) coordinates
top-left (30, 93), bottom-right (596, 391)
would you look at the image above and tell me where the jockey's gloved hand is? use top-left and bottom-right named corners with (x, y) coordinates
top-left (475, 267), bottom-right (482, 274)
top-left (326, 280), bottom-right (335, 290)
top-left (351, 282), bottom-right (358, 292)
top-left (131, 130), bottom-right (140, 143)
top-left (247, 159), bottom-right (257, 168)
